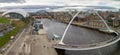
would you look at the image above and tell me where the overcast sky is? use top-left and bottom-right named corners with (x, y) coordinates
top-left (0, 0), bottom-right (120, 8)
top-left (0, 0), bottom-right (25, 3)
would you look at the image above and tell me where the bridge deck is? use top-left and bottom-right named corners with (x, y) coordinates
top-left (53, 35), bottom-right (120, 50)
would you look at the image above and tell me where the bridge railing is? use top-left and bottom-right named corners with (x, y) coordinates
top-left (55, 35), bottom-right (120, 48)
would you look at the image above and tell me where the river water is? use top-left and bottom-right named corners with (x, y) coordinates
top-left (41, 19), bottom-right (119, 55)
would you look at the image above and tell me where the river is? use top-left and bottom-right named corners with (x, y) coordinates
top-left (41, 19), bottom-right (119, 55)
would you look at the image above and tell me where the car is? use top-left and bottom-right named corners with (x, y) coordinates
top-left (39, 23), bottom-right (43, 29)
top-left (33, 20), bottom-right (43, 31)
top-left (33, 24), bottom-right (39, 31)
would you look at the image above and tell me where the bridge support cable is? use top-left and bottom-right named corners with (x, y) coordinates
top-left (95, 11), bottom-right (111, 31)
top-left (94, 11), bottom-right (118, 35)
top-left (59, 11), bottom-right (81, 44)
top-left (59, 10), bottom-right (118, 45)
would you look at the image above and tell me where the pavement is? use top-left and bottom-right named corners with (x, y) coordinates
top-left (3, 24), bottom-right (32, 55)
top-left (1, 20), bottom-right (57, 55)
top-left (30, 29), bottom-right (58, 55)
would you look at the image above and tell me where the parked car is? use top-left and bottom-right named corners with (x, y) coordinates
top-left (33, 19), bottom-right (43, 31)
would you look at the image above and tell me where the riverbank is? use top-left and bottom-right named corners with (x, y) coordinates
top-left (57, 20), bottom-right (116, 34)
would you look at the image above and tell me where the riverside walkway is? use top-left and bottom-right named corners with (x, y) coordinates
top-left (30, 29), bottom-right (58, 55)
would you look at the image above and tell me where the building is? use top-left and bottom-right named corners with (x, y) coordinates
top-left (2, 9), bottom-right (29, 19)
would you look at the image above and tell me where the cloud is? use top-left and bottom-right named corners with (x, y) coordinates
top-left (0, 0), bottom-right (26, 3)
top-left (113, 0), bottom-right (120, 1)
top-left (0, 0), bottom-right (120, 8)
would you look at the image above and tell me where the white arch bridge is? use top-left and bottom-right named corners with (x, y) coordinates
top-left (52, 10), bottom-right (120, 50)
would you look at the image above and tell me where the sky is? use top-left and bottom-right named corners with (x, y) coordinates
top-left (0, 0), bottom-right (120, 8)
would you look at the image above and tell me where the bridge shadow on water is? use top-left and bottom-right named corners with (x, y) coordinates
top-left (56, 41), bottom-right (120, 55)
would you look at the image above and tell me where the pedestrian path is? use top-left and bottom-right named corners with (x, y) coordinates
top-left (30, 29), bottom-right (58, 55)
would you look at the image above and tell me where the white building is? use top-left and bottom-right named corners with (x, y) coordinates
top-left (2, 9), bottom-right (29, 19)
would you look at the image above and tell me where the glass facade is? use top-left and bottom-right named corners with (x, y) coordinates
top-left (9, 13), bottom-right (24, 19)
top-left (2, 9), bottom-right (29, 18)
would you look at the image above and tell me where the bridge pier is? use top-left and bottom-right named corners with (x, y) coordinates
top-left (59, 41), bottom-right (65, 45)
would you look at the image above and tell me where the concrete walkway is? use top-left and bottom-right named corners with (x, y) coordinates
top-left (30, 29), bottom-right (58, 55)
top-left (4, 26), bottom-right (31, 55)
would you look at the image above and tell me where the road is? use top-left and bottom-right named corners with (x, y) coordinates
top-left (4, 25), bottom-right (31, 55)
top-left (41, 19), bottom-right (115, 45)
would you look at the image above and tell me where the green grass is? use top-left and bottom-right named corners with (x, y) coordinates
top-left (0, 17), bottom-right (10, 24)
top-left (0, 17), bottom-right (29, 48)
top-left (0, 27), bottom-right (20, 48)
top-left (22, 19), bottom-right (29, 25)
